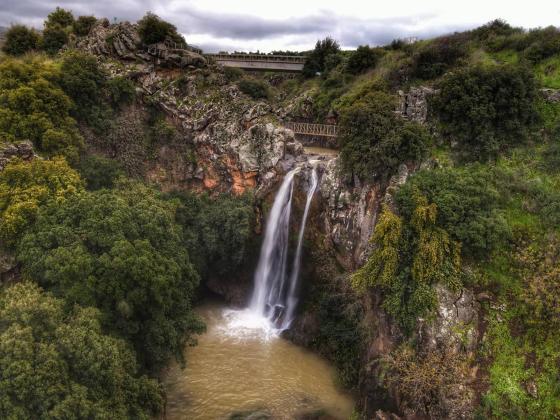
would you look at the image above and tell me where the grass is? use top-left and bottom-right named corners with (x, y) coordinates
top-left (535, 55), bottom-right (560, 89)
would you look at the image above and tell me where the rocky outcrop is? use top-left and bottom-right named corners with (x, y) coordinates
top-left (0, 140), bottom-right (36, 171)
top-left (397, 86), bottom-right (435, 123)
top-left (541, 88), bottom-right (560, 103)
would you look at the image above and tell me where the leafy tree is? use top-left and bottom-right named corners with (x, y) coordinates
top-left (338, 91), bottom-right (432, 180)
top-left (0, 157), bottom-right (83, 248)
top-left (171, 192), bottom-right (255, 278)
top-left (237, 78), bottom-right (270, 100)
top-left (137, 12), bottom-right (184, 45)
top-left (73, 15), bottom-right (97, 36)
top-left (45, 7), bottom-right (74, 29)
top-left (0, 282), bottom-right (163, 419)
top-left (0, 58), bottom-right (84, 161)
top-left (106, 76), bottom-right (136, 107)
top-left (302, 37), bottom-right (341, 77)
top-left (346, 45), bottom-right (381, 74)
top-left (1, 25), bottom-right (40, 56)
top-left (41, 25), bottom-right (68, 55)
top-left (17, 181), bottom-right (204, 370)
top-left (396, 166), bottom-right (509, 258)
top-left (412, 36), bottom-right (468, 79)
top-left (78, 155), bottom-right (124, 190)
top-left (432, 64), bottom-right (538, 160)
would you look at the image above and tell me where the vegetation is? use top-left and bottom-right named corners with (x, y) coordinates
top-left (1, 25), bottom-right (40, 56)
top-left (237, 78), bottom-right (271, 100)
top-left (73, 16), bottom-right (97, 36)
top-left (137, 12), bottom-right (184, 45)
top-left (302, 37), bottom-right (341, 77)
top-left (346, 45), bottom-right (382, 75)
top-left (0, 282), bottom-right (163, 419)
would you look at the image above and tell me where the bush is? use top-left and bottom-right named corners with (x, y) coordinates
top-left (0, 282), bottom-right (163, 419)
top-left (106, 76), bottom-right (136, 107)
top-left (521, 26), bottom-right (560, 63)
top-left (224, 66), bottom-right (244, 82)
top-left (346, 45), bottom-right (382, 74)
top-left (41, 25), bottom-right (68, 55)
top-left (78, 155), bottom-right (124, 190)
top-left (0, 157), bottom-right (83, 249)
top-left (432, 64), bottom-right (538, 160)
top-left (1, 25), bottom-right (40, 56)
top-left (338, 91), bottom-right (432, 180)
top-left (412, 36), bottom-right (469, 79)
top-left (45, 7), bottom-right (74, 29)
top-left (17, 181), bottom-right (205, 370)
top-left (137, 12), bottom-right (183, 45)
top-left (237, 78), bottom-right (270, 100)
top-left (73, 15), bottom-right (97, 36)
top-left (302, 37), bottom-right (341, 77)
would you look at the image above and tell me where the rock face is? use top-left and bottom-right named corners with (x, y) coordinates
top-left (541, 88), bottom-right (560, 103)
top-left (397, 86), bottom-right (435, 123)
top-left (0, 140), bottom-right (36, 171)
top-left (76, 20), bottom-right (206, 68)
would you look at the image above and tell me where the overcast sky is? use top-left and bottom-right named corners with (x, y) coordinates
top-left (0, 0), bottom-right (559, 52)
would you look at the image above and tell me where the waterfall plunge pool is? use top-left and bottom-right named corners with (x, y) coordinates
top-left (163, 302), bottom-right (355, 419)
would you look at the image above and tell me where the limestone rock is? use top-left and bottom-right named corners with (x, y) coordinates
top-left (541, 88), bottom-right (560, 103)
top-left (0, 140), bottom-right (36, 171)
top-left (397, 86), bottom-right (436, 123)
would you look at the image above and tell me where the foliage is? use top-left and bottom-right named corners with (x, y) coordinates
top-left (17, 180), bottom-right (205, 370)
top-left (0, 58), bottom-right (84, 162)
top-left (1, 25), bottom-right (40, 56)
top-left (338, 91), bottom-right (432, 180)
top-left (237, 78), bottom-right (270, 100)
top-left (352, 196), bottom-right (462, 332)
top-left (396, 166), bottom-right (510, 258)
top-left (411, 36), bottom-right (469, 79)
top-left (0, 282), bottom-right (163, 419)
top-left (432, 64), bottom-right (538, 160)
top-left (223, 66), bottom-right (244, 82)
top-left (302, 37), bottom-right (341, 77)
top-left (78, 155), bottom-right (124, 190)
top-left (41, 25), bottom-right (68, 55)
top-left (386, 345), bottom-right (469, 418)
top-left (0, 157), bottom-right (83, 248)
top-left (170, 191), bottom-right (255, 278)
top-left (346, 45), bottom-right (382, 75)
top-left (45, 7), bottom-right (74, 29)
top-left (73, 15), bottom-right (97, 36)
top-left (106, 76), bottom-right (136, 107)
top-left (137, 12), bottom-right (184, 45)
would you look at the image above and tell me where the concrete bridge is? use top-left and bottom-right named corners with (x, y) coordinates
top-left (205, 54), bottom-right (306, 72)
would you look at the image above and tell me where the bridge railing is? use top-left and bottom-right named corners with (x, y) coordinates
top-left (284, 122), bottom-right (339, 138)
top-left (206, 54), bottom-right (307, 64)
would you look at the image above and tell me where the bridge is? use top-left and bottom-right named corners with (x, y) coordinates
top-left (205, 54), bottom-right (307, 72)
top-left (284, 122), bottom-right (339, 137)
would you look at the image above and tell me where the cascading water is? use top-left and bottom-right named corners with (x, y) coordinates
top-left (249, 166), bottom-right (318, 331)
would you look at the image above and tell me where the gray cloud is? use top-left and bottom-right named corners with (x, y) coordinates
top-left (0, 0), bottom-right (480, 51)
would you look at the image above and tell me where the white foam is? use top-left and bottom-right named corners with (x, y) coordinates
top-left (217, 308), bottom-right (281, 341)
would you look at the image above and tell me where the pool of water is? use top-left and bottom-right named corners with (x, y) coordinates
top-left (163, 303), bottom-right (355, 419)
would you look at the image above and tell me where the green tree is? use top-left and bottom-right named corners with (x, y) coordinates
top-left (0, 58), bottom-right (84, 161)
top-left (432, 64), bottom-right (538, 160)
top-left (18, 180), bottom-right (204, 370)
top-left (0, 282), bottom-right (163, 419)
top-left (78, 155), bottom-right (124, 190)
top-left (346, 45), bottom-right (382, 74)
top-left (45, 7), bottom-right (74, 29)
top-left (412, 36), bottom-right (468, 79)
top-left (237, 78), bottom-right (270, 100)
top-left (302, 37), bottom-right (341, 77)
top-left (72, 15), bottom-right (97, 36)
top-left (0, 157), bottom-right (83, 248)
top-left (1, 25), bottom-right (40, 56)
top-left (41, 25), bottom-right (68, 55)
top-left (137, 12), bottom-right (184, 45)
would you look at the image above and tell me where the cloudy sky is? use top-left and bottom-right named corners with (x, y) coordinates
top-left (0, 0), bottom-right (559, 52)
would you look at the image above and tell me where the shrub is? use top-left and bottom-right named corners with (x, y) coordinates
top-left (41, 25), bottom-right (68, 55)
top-left (1, 25), bottom-right (40, 56)
top-left (302, 37), bottom-right (341, 77)
top-left (521, 26), bottom-right (560, 63)
top-left (0, 282), bottom-right (163, 419)
top-left (45, 7), bottom-right (74, 29)
top-left (431, 64), bottom-right (538, 160)
top-left (106, 76), bottom-right (136, 107)
top-left (17, 181), bottom-right (205, 370)
top-left (73, 15), bottom-right (97, 36)
top-left (137, 12), bottom-right (184, 45)
top-left (338, 91), bottom-right (432, 180)
top-left (346, 45), bottom-right (381, 74)
top-left (412, 36), bottom-right (469, 79)
top-left (0, 157), bottom-right (83, 249)
top-left (224, 66), bottom-right (244, 82)
top-left (78, 155), bottom-right (124, 190)
top-left (237, 78), bottom-right (270, 100)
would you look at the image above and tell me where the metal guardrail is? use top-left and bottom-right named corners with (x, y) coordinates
top-left (206, 54), bottom-right (307, 64)
top-left (284, 122), bottom-right (338, 138)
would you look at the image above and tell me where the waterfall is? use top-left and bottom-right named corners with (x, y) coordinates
top-left (249, 166), bottom-right (318, 331)
top-left (281, 167), bottom-right (318, 330)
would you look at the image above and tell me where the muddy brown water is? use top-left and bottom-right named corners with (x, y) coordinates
top-left (163, 303), bottom-right (355, 419)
